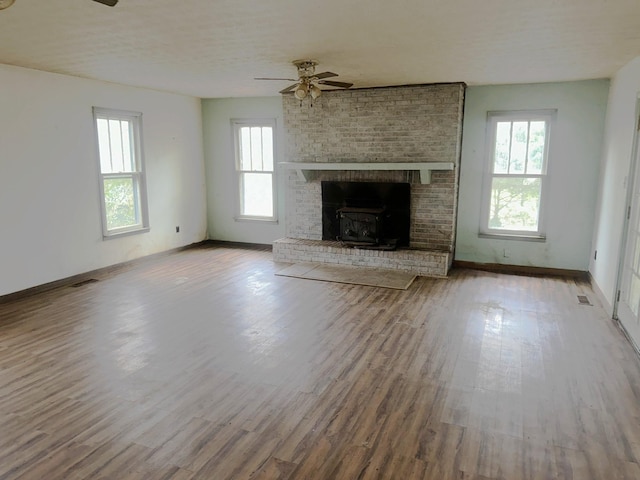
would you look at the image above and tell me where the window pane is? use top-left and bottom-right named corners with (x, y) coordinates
top-left (493, 122), bottom-right (511, 174)
top-left (242, 172), bottom-right (273, 217)
top-left (527, 121), bottom-right (546, 174)
top-left (488, 177), bottom-right (541, 231)
top-left (109, 119), bottom-right (125, 173)
top-left (121, 121), bottom-right (134, 172)
top-left (250, 127), bottom-right (263, 171)
top-left (509, 122), bottom-right (528, 174)
top-left (96, 118), bottom-right (112, 173)
top-left (239, 127), bottom-right (252, 170)
top-left (103, 177), bottom-right (139, 230)
top-left (262, 127), bottom-right (274, 171)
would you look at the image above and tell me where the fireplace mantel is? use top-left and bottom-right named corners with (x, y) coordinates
top-left (279, 161), bottom-right (454, 184)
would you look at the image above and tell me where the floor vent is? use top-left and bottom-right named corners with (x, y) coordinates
top-left (71, 278), bottom-right (99, 288)
top-left (577, 295), bottom-right (592, 306)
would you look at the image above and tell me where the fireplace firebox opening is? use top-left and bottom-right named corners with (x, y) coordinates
top-left (321, 181), bottom-right (410, 249)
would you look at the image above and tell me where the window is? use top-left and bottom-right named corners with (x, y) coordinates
top-left (480, 110), bottom-right (555, 238)
top-left (232, 120), bottom-right (277, 221)
top-left (93, 107), bottom-right (149, 238)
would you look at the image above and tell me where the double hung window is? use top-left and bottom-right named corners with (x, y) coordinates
top-left (93, 107), bottom-right (149, 237)
top-left (233, 120), bottom-right (277, 221)
top-left (481, 110), bottom-right (554, 238)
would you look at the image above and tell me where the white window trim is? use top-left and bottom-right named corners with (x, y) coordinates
top-left (231, 118), bottom-right (278, 222)
top-left (93, 107), bottom-right (150, 239)
top-left (479, 109), bottom-right (556, 240)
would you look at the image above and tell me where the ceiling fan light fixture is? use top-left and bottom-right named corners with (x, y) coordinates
top-left (294, 83), bottom-right (308, 100)
top-left (0, 0), bottom-right (118, 9)
top-left (310, 84), bottom-right (322, 100)
top-left (0, 0), bottom-right (16, 10)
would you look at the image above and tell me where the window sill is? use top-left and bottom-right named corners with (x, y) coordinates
top-left (234, 216), bottom-right (279, 224)
top-left (478, 232), bottom-right (546, 243)
top-left (103, 226), bottom-right (150, 240)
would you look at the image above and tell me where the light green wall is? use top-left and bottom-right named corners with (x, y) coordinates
top-left (456, 80), bottom-right (610, 270)
top-left (202, 97), bottom-right (286, 244)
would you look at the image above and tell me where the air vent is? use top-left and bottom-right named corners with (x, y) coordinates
top-left (577, 295), bottom-right (592, 306)
top-left (71, 279), bottom-right (99, 288)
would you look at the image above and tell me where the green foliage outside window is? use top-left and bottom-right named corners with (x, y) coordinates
top-left (104, 178), bottom-right (137, 230)
top-left (489, 178), bottom-right (541, 231)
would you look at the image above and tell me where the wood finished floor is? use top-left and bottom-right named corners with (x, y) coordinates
top-left (1, 244), bottom-right (640, 479)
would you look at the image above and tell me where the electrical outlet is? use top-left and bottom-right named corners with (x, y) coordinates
top-left (176, 226), bottom-right (180, 233)
top-left (503, 249), bottom-right (509, 258)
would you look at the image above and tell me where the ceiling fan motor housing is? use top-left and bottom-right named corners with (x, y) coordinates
top-left (293, 60), bottom-right (319, 79)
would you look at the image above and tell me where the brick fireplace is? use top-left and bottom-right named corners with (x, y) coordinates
top-left (273, 83), bottom-right (465, 277)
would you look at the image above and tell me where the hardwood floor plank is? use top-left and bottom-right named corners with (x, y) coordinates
top-left (246, 456), bottom-right (297, 480)
top-left (0, 245), bottom-right (639, 478)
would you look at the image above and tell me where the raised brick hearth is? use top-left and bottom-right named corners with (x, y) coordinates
top-left (273, 238), bottom-right (451, 277)
top-left (273, 83), bottom-right (465, 277)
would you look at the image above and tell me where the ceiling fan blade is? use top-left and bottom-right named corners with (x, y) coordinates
top-left (314, 72), bottom-right (338, 80)
top-left (255, 77), bottom-right (297, 81)
top-left (279, 83), bottom-right (299, 94)
top-left (93, 0), bottom-right (118, 5)
top-left (318, 80), bottom-right (354, 89)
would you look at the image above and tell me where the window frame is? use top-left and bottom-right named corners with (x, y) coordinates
top-left (93, 107), bottom-right (150, 239)
top-left (479, 109), bottom-right (556, 240)
top-left (231, 119), bottom-right (278, 222)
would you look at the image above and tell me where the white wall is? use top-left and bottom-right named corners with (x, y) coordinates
top-left (456, 80), bottom-right (609, 271)
top-left (591, 57), bottom-right (640, 312)
top-left (202, 97), bottom-right (285, 244)
top-left (0, 64), bottom-right (207, 296)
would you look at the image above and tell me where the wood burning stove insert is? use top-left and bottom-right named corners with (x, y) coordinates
top-left (337, 207), bottom-right (386, 245)
top-left (322, 181), bottom-right (410, 249)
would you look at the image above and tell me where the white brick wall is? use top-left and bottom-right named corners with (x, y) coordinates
top-left (278, 83), bottom-right (465, 276)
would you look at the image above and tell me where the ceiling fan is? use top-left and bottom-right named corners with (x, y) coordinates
top-left (255, 60), bottom-right (353, 100)
top-left (0, 0), bottom-right (117, 9)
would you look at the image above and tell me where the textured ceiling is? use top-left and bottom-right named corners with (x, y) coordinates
top-left (0, 0), bottom-right (639, 98)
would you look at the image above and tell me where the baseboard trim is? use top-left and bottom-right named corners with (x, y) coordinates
top-left (452, 260), bottom-right (588, 279)
top-left (0, 241), bottom-right (209, 304)
top-left (207, 239), bottom-right (273, 251)
top-left (588, 271), bottom-right (614, 317)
